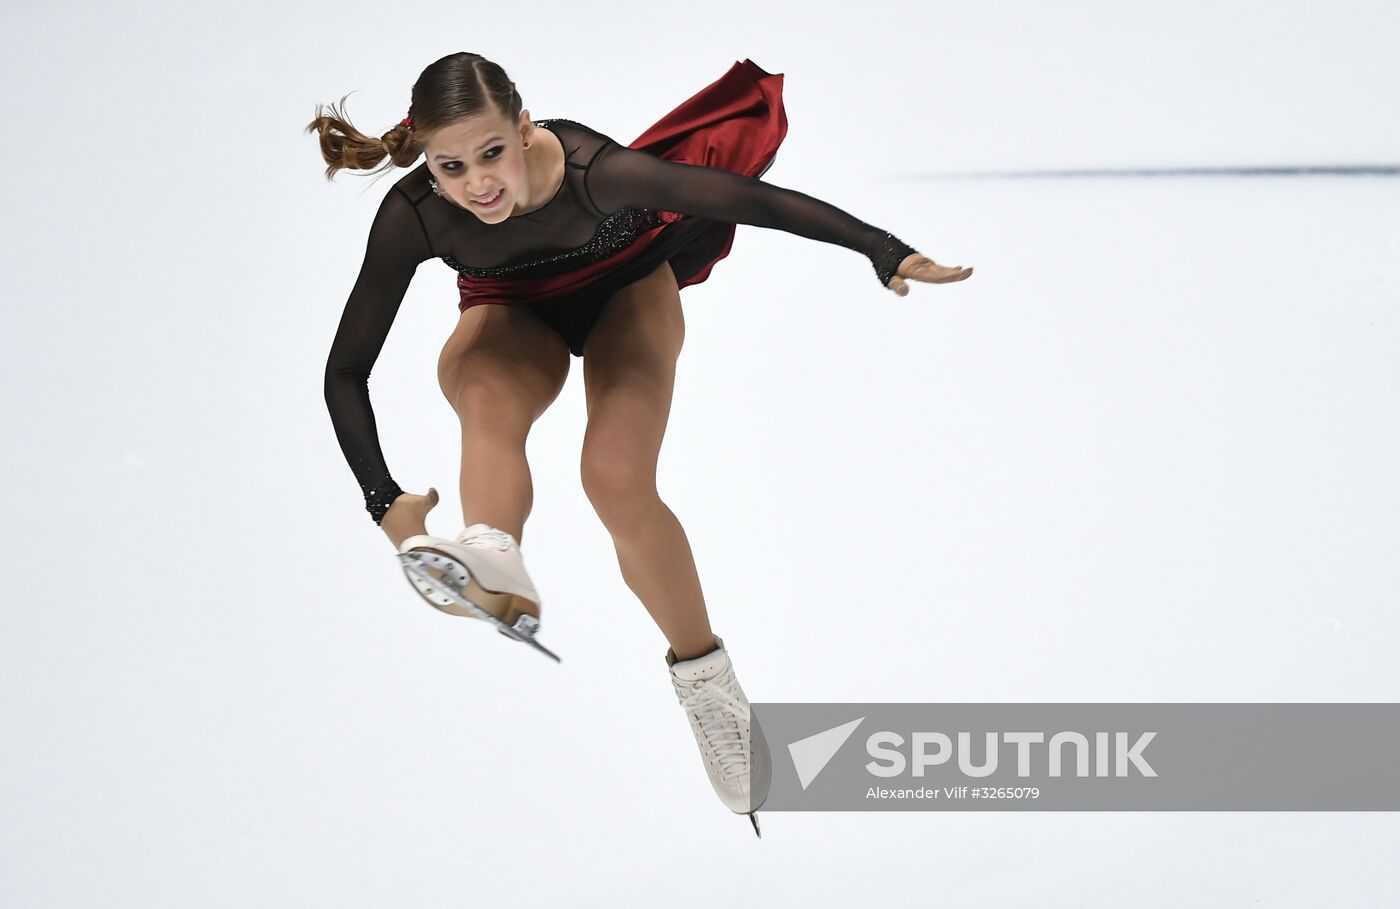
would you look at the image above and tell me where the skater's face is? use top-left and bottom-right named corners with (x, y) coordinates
top-left (423, 107), bottom-right (542, 223)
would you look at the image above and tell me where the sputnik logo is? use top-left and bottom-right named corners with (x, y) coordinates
top-left (788, 717), bottom-right (865, 790)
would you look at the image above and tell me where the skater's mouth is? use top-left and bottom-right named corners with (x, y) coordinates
top-left (472, 188), bottom-right (505, 209)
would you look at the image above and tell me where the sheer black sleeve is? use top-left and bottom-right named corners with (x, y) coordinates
top-left (323, 185), bottom-right (434, 526)
top-left (584, 142), bottom-right (918, 288)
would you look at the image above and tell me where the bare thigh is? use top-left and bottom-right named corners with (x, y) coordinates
top-left (579, 261), bottom-right (684, 505)
top-left (438, 302), bottom-right (571, 425)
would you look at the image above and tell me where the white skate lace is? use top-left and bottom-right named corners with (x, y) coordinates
top-left (455, 527), bottom-right (514, 550)
top-left (676, 669), bottom-right (751, 782)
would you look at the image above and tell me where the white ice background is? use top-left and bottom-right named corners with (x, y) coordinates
top-left (1, 0), bottom-right (1397, 906)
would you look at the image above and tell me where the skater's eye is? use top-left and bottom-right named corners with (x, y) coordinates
top-left (441, 147), bottom-right (502, 172)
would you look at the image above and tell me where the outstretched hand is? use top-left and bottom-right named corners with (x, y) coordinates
top-left (887, 253), bottom-right (973, 297)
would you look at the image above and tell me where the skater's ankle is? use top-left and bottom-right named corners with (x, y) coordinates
top-left (461, 519), bottom-right (524, 542)
top-left (670, 635), bottom-right (721, 663)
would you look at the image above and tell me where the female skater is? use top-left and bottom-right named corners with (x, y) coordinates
top-left (308, 54), bottom-right (972, 836)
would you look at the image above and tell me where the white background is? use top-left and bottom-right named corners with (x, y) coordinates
top-left (2, 0), bottom-right (1397, 905)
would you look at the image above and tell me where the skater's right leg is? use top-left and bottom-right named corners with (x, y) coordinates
top-left (437, 302), bottom-right (570, 615)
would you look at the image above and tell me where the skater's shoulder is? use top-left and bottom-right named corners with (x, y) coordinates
top-left (535, 116), bottom-right (596, 137)
top-left (535, 117), bottom-right (621, 158)
top-left (388, 163), bottom-right (434, 205)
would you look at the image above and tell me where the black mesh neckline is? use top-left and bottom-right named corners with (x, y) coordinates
top-left (513, 120), bottom-right (567, 219)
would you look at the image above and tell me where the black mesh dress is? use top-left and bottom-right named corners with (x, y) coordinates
top-left (325, 117), bottom-right (918, 525)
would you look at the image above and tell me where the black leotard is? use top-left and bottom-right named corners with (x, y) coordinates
top-left (326, 118), bottom-right (917, 524)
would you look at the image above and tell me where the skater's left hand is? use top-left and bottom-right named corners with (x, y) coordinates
top-left (887, 253), bottom-right (973, 297)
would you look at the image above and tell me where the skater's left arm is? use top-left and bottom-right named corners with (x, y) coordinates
top-left (585, 143), bottom-right (972, 295)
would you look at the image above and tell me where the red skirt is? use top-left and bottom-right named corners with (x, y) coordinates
top-left (455, 58), bottom-right (788, 313)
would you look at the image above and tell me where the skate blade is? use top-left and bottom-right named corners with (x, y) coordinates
top-left (398, 555), bottom-right (561, 663)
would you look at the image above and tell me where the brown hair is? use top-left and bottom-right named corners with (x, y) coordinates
top-left (305, 52), bottom-right (525, 181)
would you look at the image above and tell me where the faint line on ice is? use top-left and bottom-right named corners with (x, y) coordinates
top-left (897, 164), bottom-right (1400, 180)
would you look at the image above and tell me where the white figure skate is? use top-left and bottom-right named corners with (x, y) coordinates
top-left (396, 523), bottom-right (560, 663)
top-left (666, 635), bottom-right (771, 837)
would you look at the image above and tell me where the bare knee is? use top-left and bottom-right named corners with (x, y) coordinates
top-left (437, 304), bottom-right (569, 425)
top-left (580, 443), bottom-right (659, 527)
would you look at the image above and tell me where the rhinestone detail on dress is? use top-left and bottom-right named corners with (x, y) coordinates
top-left (440, 206), bottom-right (668, 278)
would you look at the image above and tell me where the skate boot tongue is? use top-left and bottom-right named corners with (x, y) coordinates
top-left (667, 637), bottom-right (729, 682)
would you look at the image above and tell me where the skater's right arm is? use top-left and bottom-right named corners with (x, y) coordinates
top-left (323, 185), bottom-right (434, 526)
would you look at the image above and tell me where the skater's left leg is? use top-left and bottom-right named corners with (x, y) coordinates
top-left (579, 261), bottom-right (718, 663)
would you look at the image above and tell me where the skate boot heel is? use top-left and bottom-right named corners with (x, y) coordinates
top-left (500, 612), bottom-right (542, 637)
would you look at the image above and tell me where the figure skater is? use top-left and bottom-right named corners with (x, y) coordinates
top-left (306, 53), bottom-right (972, 837)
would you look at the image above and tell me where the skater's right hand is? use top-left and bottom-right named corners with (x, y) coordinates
top-left (381, 487), bottom-right (440, 551)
